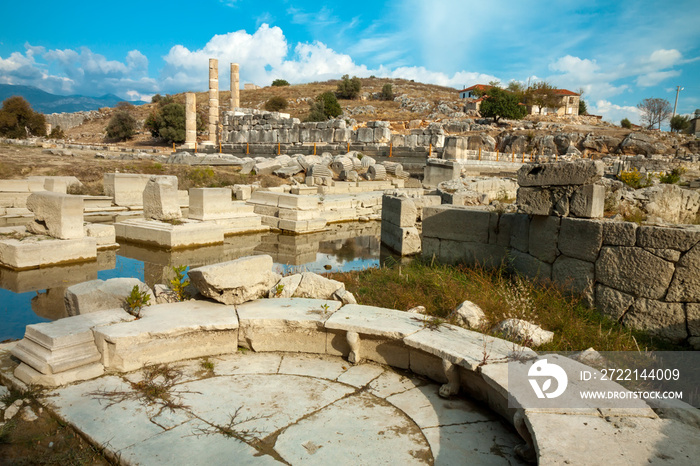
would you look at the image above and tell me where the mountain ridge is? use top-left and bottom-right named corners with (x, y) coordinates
top-left (0, 84), bottom-right (146, 114)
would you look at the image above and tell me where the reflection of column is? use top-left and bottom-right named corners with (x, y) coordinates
top-left (230, 63), bottom-right (240, 111)
top-left (207, 58), bottom-right (219, 145)
top-left (181, 92), bottom-right (196, 150)
top-left (31, 287), bottom-right (70, 320)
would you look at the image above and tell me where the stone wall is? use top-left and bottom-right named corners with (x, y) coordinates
top-left (45, 111), bottom-right (100, 131)
top-left (222, 110), bottom-right (445, 148)
top-left (421, 206), bottom-right (700, 347)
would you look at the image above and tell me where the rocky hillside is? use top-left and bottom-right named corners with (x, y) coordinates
top-left (46, 77), bottom-right (698, 158)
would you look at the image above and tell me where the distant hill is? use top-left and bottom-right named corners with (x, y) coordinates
top-left (0, 84), bottom-right (147, 114)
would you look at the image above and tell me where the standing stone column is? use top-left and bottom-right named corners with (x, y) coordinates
top-left (206, 58), bottom-right (219, 146)
top-left (181, 92), bottom-right (196, 150)
top-left (230, 63), bottom-right (240, 111)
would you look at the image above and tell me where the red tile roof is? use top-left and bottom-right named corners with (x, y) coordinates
top-left (553, 89), bottom-right (580, 96)
top-left (458, 84), bottom-right (492, 93)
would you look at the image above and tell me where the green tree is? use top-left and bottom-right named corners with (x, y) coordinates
top-left (145, 102), bottom-right (203, 144)
top-left (264, 96), bottom-right (288, 111)
top-left (479, 87), bottom-right (527, 123)
top-left (49, 125), bottom-right (65, 139)
top-left (151, 94), bottom-right (163, 104)
top-left (579, 98), bottom-right (588, 115)
top-left (0, 96), bottom-right (46, 138)
top-left (271, 79), bottom-right (290, 87)
top-left (620, 118), bottom-right (632, 129)
top-left (305, 92), bottom-right (342, 121)
top-left (106, 111), bottom-right (136, 140)
top-left (380, 83), bottom-right (394, 101)
top-left (525, 81), bottom-right (559, 114)
top-left (336, 74), bottom-right (362, 99)
top-left (670, 114), bottom-right (690, 133)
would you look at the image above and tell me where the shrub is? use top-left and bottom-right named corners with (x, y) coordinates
top-left (116, 101), bottom-right (134, 110)
top-left (659, 167), bottom-right (686, 184)
top-left (105, 111), bottom-right (136, 140)
top-left (271, 79), bottom-right (290, 87)
top-left (151, 94), bottom-right (163, 104)
top-left (170, 265), bottom-right (190, 301)
top-left (49, 125), bottom-right (65, 139)
top-left (380, 83), bottom-right (394, 101)
top-left (264, 96), bottom-right (288, 112)
top-left (618, 168), bottom-right (653, 189)
top-left (670, 115), bottom-right (690, 133)
top-left (336, 74), bottom-right (362, 100)
top-left (620, 118), bottom-right (632, 129)
top-left (0, 96), bottom-right (46, 138)
top-left (145, 102), bottom-right (202, 143)
top-left (305, 92), bottom-right (342, 121)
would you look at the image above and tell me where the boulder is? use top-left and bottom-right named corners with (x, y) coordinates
top-left (26, 192), bottom-right (84, 239)
top-left (64, 278), bottom-right (154, 316)
top-left (517, 160), bottom-right (603, 187)
top-left (293, 272), bottom-right (345, 299)
top-left (491, 319), bottom-right (554, 347)
top-left (189, 255), bottom-right (281, 305)
top-left (451, 301), bottom-right (486, 329)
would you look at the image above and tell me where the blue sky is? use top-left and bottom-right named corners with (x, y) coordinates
top-left (1, 0), bottom-right (699, 125)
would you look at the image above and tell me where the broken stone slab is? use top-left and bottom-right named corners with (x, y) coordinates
top-left (94, 301), bottom-right (239, 372)
top-left (325, 304), bottom-right (428, 340)
top-left (450, 301), bottom-right (486, 329)
top-left (490, 319), bottom-right (553, 347)
top-left (84, 223), bottom-right (117, 249)
top-left (268, 273), bottom-right (303, 298)
top-left (517, 160), bottom-right (604, 187)
top-left (237, 298), bottom-right (343, 353)
top-left (292, 272), bottom-right (345, 300)
top-left (26, 192), bottom-right (84, 239)
top-left (143, 176), bottom-right (181, 221)
top-left (64, 278), bottom-right (154, 316)
top-left (189, 255), bottom-right (281, 305)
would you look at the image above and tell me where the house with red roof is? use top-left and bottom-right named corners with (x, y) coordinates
top-left (458, 84), bottom-right (581, 116)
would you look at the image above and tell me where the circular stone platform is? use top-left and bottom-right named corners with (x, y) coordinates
top-left (43, 352), bottom-right (526, 465)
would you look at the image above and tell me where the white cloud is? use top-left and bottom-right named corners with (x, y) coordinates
top-left (591, 100), bottom-right (642, 125)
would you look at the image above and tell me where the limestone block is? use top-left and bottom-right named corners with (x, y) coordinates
top-left (594, 284), bottom-right (634, 321)
top-left (95, 301), bottom-right (239, 372)
top-left (595, 246), bottom-right (675, 300)
top-left (687, 304), bottom-right (700, 337)
top-left (64, 278), bottom-right (154, 316)
top-left (381, 222), bottom-right (421, 256)
top-left (442, 137), bottom-right (469, 160)
top-left (268, 274), bottom-right (303, 298)
top-left (509, 213), bottom-right (529, 252)
top-left (666, 242), bottom-right (700, 301)
top-left (277, 194), bottom-right (319, 211)
top-left (422, 205), bottom-right (490, 243)
top-left (14, 361), bottom-right (104, 387)
top-left (356, 127), bottom-right (374, 143)
top-left (373, 127), bottom-right (391, 143)
top-left (325, 304), bottom-right (427, 340)
top-left (189, 255), bottom-right (281, 305)
top-left (438, 240), bottom-right (506, 268)
top-left (558, 217), bottom-right (603, 262)
top-left (509, 250), bottom-right (552, 280)
top-left (528, 216), bottom-right (560, 263)
top-left (254, 160), bottom-right (282, 176)
top-left (84, 223), bottom-right (116, 248)
top-left (552, 256), bottom-right (594, 296)
top-left (422, 237), bottom-right (440, 260)
top-left (188, 188), bottom-right (234, 221)
top-left (104, 173), bottom-right (151, 206)
top-left (636, 225), bottom-right (700, 251)
top-left (114, 219), bottom-right (224, 249)
top-left (490, 319), bottom-right (553, 347)
top-left (602, 220), bottom-right (637, 246)
top-left (517, 160), bottom-right (604, 187)
top-left (382, 195), bottom-right (417, 227)
top-left (0, 236), bottom-right (97, 270)
top-left (622, 299), bottom-right (688, 342)
top-left (451, 301), bottom-right (486, 329)
top-left (516, 187), bottom-right (552, 216)
top-left (143, 176), bottom-right (181, 221)
top-left (248, 190), bottom-right (280, 207)
top-left (26, 192), bottom-right (84, 239)
top-left (570, 184), bottom-right (604, 218)
top-left (293, 272), bottom-right (345, 300)
top-left (237, 298), bottom-right (341, 353)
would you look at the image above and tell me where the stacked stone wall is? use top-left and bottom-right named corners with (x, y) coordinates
top-left (421, 206), bottom-right (700, 346)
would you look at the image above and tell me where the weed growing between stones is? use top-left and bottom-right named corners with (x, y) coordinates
top-left (124, 285), bottom-right (151, 318)
top-left (170, 265), bottom-right (190, 301)
top-left (200, 357), bottom-right (215, 372)
top-left (88, 364), bottom-right (196, 414)
top-left (192, 407), bottom-right (267, 445)
top-left (335, 260), bottom-right (683, 352)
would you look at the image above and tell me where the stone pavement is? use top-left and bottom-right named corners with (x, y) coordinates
top-left (42, 352), bottom-right (525, 465)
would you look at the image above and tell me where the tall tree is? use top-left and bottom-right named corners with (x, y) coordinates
top-left (525, 81), bottom-right (559, 114)
top-left (0, 96), bottom-right (46, 138)
top-left (637, 98), bottom-right (671, 130)
top-left (479, 87), bottom-right (527, 123)
top-left (669, 114), bottom-right (690, 133)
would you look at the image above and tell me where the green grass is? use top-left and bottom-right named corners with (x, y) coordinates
top-left (334, 260), bottom-right (683, 352)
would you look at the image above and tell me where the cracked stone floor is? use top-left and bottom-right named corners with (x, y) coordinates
top-left (43, 352), bottom-right (526, 465)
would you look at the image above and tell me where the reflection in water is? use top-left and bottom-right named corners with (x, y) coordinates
top-left (1, 222), bottom-right (388, 341)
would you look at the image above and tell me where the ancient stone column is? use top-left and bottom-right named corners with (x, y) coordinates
top-left (230, 63), bottom-right (240, 111)
top-left (207, 58), bottom-right (219, 145)
top-left (181, 92), bottom-right (196, 150)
